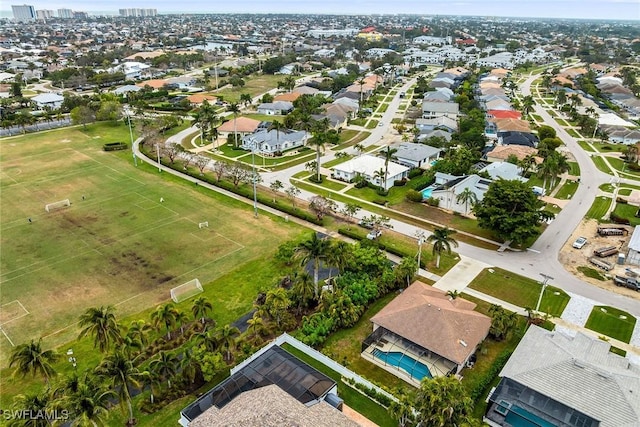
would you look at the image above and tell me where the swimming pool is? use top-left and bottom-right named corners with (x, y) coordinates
top-left (421, 188), bottom-right (433, 199)
top-left (504, 404), bottom-right (557, 427)
top-left (372, 349), bottom-right (433, 381)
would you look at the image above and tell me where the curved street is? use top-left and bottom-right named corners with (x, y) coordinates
top-left (154, 72), bottom-right (640, 317)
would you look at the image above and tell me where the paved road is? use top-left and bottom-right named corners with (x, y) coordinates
top-left (155, 73), bottom-right (640, 318)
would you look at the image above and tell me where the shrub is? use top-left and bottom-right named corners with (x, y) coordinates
top-left (408, 168), bottom-right (423, 179)
top-left (373, 198), bottom-right (387, 205)
top-left (406, 189), bottom-right (423, 202)
top-left (610, 212), bottom-right (630, 224)
top-left (309, 174), bottom-right (324, 184)
top-left (616, 197), bottom-right (628, 204)
top-left (393, 179), bottom-right (406, 187)
top-left (469, 349), bottom-right (513, 403)
top-left (425, 197), bottom-right (440, 207)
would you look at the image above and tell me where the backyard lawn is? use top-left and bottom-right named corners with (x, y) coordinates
top-left (585, 196), bottom-right (612, 221)
top-left (468, 268), bottom-right (570, 317)
top-left (584, 306), bottom-right (637, 343)
top-left (611, 202), bottom-right (640, 226)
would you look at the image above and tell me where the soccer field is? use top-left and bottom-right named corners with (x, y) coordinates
top-left (0, 124), bottom-right (301, 365)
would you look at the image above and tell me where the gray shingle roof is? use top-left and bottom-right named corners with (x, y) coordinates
top-left (500, 326), bottom-right (640, 427)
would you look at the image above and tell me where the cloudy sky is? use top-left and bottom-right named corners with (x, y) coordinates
top-left (4, 0), bottom-right (639, 20)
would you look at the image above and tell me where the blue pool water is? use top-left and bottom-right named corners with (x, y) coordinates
top-left (421, 188), bottom-right (433, 199)
top-left (504, 404), bottom-right (557, 427)
top-left (372, 349), bottom-right (433, 381)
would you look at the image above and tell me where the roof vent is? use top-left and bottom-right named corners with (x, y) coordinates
top-left (597, 370), bottom-right (612, 379)
top-left (459, 340), bottom-right (468, 347)
top-left (438, 307), bottom-right (441, 311)
top-left (573, 359), bottom-right (586, 369)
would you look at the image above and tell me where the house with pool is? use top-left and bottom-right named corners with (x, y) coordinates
top-left (361, 282), bottom-right (490, 386)
top-left (331, 154), bottom-right (410, 191)
top-left (485, 325), bottom-right (640, 427)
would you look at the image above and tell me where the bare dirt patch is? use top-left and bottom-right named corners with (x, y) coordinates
top-left (559, 219), bottom-right (640, 299)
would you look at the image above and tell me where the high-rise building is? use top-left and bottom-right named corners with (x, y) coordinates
top-left (119, 8), bottom-right (157, 17)
top-left (11, 4), bottom-right (36, 22)
top-left (57, 8), bottom-right (73, 19)
top-left (36, 9), bottom-right (54, 20)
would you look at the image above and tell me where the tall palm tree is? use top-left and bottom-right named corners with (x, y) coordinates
top-left (455, 187), bottom-right (478, 215)
top-left (427, 227), bottom-right (458, 269)
top-left (11, 390), bottom-right (53, 427)
top-left (78, 306), bottom-right (122, 353)
top-left (521, 95), bottom-right (535, 116)
top-left (291, 270), bottom-right (315, 311)
top-left (264, 287), bottom-right (291, 329)
top-left (149, 351), bottom-right (179, 388)
top-left (191, 296), bottom-right (213, 325)
top-left (247, 313), bottom-right (266, 339)
top-left (179, 347), bottom-right (200, 385)
top-left (294, 232), bottom-right (331, 298)
top-left (383, 146), bottom-right (398, 190)
top-left (95, 350), bottom-right (143, 426)
top-left (309, 130), bottom-right (329, 182)
top-left (151, 303), bottom-right (178, 340)
top-left (9, 339), bottom-right (59, 385)
top-left (63, 373), bottom-right (114, 427)
top-left (216, 325), bottom-right (240, 361)
top-left (126, 320), bottom-right (151, 347)
top-left (175, 310), bottom-right (189, 335)
top-left (373, 168), bottom-right (386, 191)
top-left (414, 375), bottom-right (474, 427)
top-left (267, 120), bottom-right (286, 151)
top-left (226, 103), bottom-right (241, 147)
top-left (196, 328), bottom-right (219, 353)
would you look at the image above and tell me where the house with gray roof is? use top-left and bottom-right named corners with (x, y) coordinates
top-left (422, 100), bottom-right (459, 120)
top-left (31, 93), bottom-right (64, 109)
top-left (257, 101), bottom-right (294, 115)
top-left (241, 129), bottom-right (310, 155)
top-left (479, 161), bottom-right (527, 182)
top-left (430, 174), bottom-right (492, 214)
top-left (391, 142), bottom-right (441, 168)
top-left (485, 325), bottom-right (640, 427)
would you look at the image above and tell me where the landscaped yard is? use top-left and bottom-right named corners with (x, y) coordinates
top-left (468, 268), bottom-right (570, 317)
top-left (567, 161), bottom-right (580, 176)
top-left (611, 202), bottom-right (640, 226)
top-left (554, 180), bottom-right (579, 200)
top-left (584, 306), bottom-right (637, 343)
top-left (213, 74), bottom-right (283, 102)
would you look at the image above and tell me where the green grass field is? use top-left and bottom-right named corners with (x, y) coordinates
top-left (0, 123), bottom-right (303, 366)
top-left (585, 306), bottom-right (636, 343)
top-left (585, 196), bottom-right (612, 221)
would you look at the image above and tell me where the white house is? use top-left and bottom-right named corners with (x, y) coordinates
top-left (422, 101), bottom-right (459, 119)
top-left (31, 93), bottom-right (64, 110)
top-left (391, 142), bottom-right (441, 168)
top-left (430, 174), bottom-right (492, 214)
top-left (241, 129), bottom-right (310, 155)
top-left (332, 154), bottom-right (409, 191)
top-left (257, 101), bottom-right (294, 115)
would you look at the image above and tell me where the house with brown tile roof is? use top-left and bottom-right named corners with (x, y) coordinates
top-left (217, 117), bottom-right (261, 137)
top-left (274, 91), bottom-right (302, 102)
top-left (363, 282), bottom-right (490, 383)
top-left (485, 145), bottom-right (540, 164)
top-left (187, 94), bottom-right (217, 105)
top-left (136, 79), bottom-right (168, 89)
top-left (491, 118), bottom-right (531, 133)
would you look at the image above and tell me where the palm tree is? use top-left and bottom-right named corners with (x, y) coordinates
top-left (291, 270), bottom-right (315, 311)
top-left (64, 373), bottom-right (114, 427)
top-left (11, 390), bottom-right (53, 427)
top-left (196, 328), bottom-right (220, 353)
top-left (175, 310), bottom-right (189, 335)
top-left (264, 287), bottom-right (291, 328)
top-left (488, 304), bottom-right (519, 341)
top-left (9, 339), bottom-right (59, 385)
top-left (389, 392), bottom-right (415, 427)
top-left (353, 143), bottom-right (365, 157)
top-left (356, 76), bottom-right (367, 104)
top-left (294, 232), bottom-right (331, 298)
top-left (521, 95), bottom-right (535, 116)
top-left (151, 303), bottom-right (178, 340)
top-left (427, 227), bottom-right (458, 269)
top-left (216, 325), bottom-right (240, 361)
top-left (247, 313), bottom-right (266, 339)
top-left (126, 320), bottom-right (151, 347)
top-left (191, 296), bottom-right (213, 325)
top-left (267, 120), bottom-right (286, 152)
top-left (308, 130), bottom-right (329, 182)
top-left (226, 103), bottom-right (241, 147)
top-left (149, 351), bottom-right (179, 388)
top-left (78, 306), bottom-right (122, 353)
top-left (455, 187), bottom-right (477, 215)
top-left (179, 347), bottom-right (200, 385)
top-left (95, 350), bottom-right (143, 426)
top-left (383, 146), bottom-right (398, 189)
top-left (414, 375), bottom-right (474, 427)
top-left (373, 168), bottom-right (386, 191)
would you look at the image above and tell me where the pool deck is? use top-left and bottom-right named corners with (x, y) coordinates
top-left (361, 340), bottom-right (455, 386)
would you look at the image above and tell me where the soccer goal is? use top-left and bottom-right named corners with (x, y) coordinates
top-left (170, 278), bottom-right (203, 303)
top-left (45, 199), bottom-right (71, 212)
top-left (198, 221), bottom-right (209, 229)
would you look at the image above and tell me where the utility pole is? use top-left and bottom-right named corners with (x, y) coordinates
top-left (536, 273), bottom-right (554, 313)
top-left (415, 230), bottom-right (426, 273)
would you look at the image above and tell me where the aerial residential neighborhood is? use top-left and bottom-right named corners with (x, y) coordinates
top-left (0, 3), bottom-right (639, 427)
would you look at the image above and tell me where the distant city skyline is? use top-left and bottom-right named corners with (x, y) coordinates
top-left (2, 0), bottom-right (639, 20)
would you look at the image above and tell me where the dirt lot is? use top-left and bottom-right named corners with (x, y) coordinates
top-left (559, 219), bottom-right (640, 300)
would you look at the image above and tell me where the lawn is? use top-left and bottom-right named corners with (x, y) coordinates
top-left (577, 141), bottom-right (595, 152)
top-left (332, 130), bottom-right (371, 150)
top-left (281, 343), bottom-right (397, 427)
top-left (586, 196), bottom-right (612, 221)
top-left (599, 183), bottom-right (615, 193)
top-left (584, 306), bottom-right (637, 343)
top-left (213, 74), bottom-right (283, 102)
top-left (0, 122), bottom-right (304, 367)
top-left (619, 188), bottom-right (632, 196)
top-left (607, 157), bottom-right (640, 179)
top-left (591, 156), bottom-right (612, 174)
top-left (468, 268), bottom-right (570, 316)
top-left (566, 129), bottom-right (580, 138)
top-left (612, 202), bottom-right (640, 226)
top-left (567, 161), bottom-right (580, 176)
top-left (305, 176), bottom-right (348, 191)
top-left (554, 180), bottom-right (579, 200)
top-left (322, 155), bottom-right (353, 168)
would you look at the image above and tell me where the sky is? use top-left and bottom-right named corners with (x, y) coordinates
top-left (3, 0), bottom-right (639, 20)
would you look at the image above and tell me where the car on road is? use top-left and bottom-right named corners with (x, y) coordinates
top-left (366, 229), bottom-right (382, 240)
top-left (358, 219), bottom-right (374, 229)
top-left (378, 122), bottom-right (384, 127)
top-left (572, 237), bottom-right (588, 249)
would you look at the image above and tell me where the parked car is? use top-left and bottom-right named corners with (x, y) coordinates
top-left (358, 219), bottom-right (374, 229)
top-left (572, 237), bottom-right (588, 249)
top-left (366, 229), bottom-right (382, 240)
top-left (613, 275), bottom-right (640, 291)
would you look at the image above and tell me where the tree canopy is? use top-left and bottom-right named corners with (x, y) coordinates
top-left (474, 179), bottom-right (554, 244)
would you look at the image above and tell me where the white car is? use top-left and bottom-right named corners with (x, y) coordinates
top-left (366, 230), bottom-right (382, 240)
top-left (572, 237), bottom-right (587, 249)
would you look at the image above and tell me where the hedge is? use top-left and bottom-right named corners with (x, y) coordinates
top-left (469, 349), bottom-right (513, 403)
